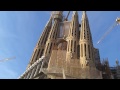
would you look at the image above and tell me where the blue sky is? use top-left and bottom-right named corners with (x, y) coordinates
top-left (0, 11), bottom-right (120, 79)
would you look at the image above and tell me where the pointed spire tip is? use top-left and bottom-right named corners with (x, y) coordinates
top-left (73, 11), bottom-right (78, 15)
top-left (81, 11), bottom-right (88, 20)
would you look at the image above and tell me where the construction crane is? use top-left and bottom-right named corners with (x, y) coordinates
top-left (0, 57), bottom-right (16, 63)
top-left (64, 11), bottom-right (70, 21)
top-left (97, 17), bottom-right (120, 44)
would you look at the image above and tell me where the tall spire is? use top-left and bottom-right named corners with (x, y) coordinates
top-left (80, 11), bottom-right (92, 42)
top-left (80, 11), bottom-right (95, 68)
top-left (73, 11), bottom-right (78, 16)
top-left (44, 11), bottom-right (63, 57)
top-left (27, 15), bottom-right (53, 68)
top-left (81, 11), bottom-right (88, 20)
top-left (46, 13), bottom-right (53, 27)
top-left (52, 11), bottom-right (63, 21)
top-left (66, 11), bottom-right (79, 60)
top-left (68, 11), bottom-right (79, 37)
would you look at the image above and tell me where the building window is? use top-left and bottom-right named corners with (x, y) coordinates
top-left (87, 31), bottom-right (89, 40)
top-left (84, 32), bottom-right (86, 39)
top-left (71, 40), bottom-right (73, 52)
top-left (41, 38), bottom-right (44, 45)
top-left (74, 41), bottom-right (76, 52)
top-left (36, 49), bottom-right (41, 61)
top-left (84, 44), bottom-right (86, 56)
top-left (81, 44), bottom-right (83, 57)
top-left (72, 32), bottom-right (73, 36)
top-left (40, 49), bottom-right (44, 57)
top-left (49, 43), bottom-right (53, 53)
top-left (84, 36), bottom-right (86, 39)
top-left (32, 50), bottom-right (37, 62)
top-left (81, 30), bottom-right (83, 39)
top-left (78, 30), bottom-right (80, 39)
top-left (42, 31), bottom-right (47, 42)
top-left (75, 28), bottom-right (76, 37)
top-left (88, 45), bottom-right (90, 58)
top-left (44, 37), bottom-right (46, 44)
top-left (45, 43), bottom-right (49, 54)
top-left (44, 33), bottom-right (48, 44)
top-left (77, 45), bottom-right (80, 59)
top-left (87, 36), bottom-right (89, 40)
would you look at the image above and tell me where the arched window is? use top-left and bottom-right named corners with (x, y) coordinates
top-left (77, 45), bottom-right (80, 59)
top-left (81, 44), bottom-right (83, 57)
top-left (40, 49), bottom-right (44, 58)
top-left (74, 41), bottom-right (76, 52)
top-left (84, 44), bottom-right (86, 56)
top-left (35, 49), bottom-right (40, 61)
top-left (49, 43), bottom-right (52, 53)
top-left (88, 45), bottom-right (90, 58)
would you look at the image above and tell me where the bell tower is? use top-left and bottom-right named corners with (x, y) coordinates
top-left (43, 11), bottom-right (63, 57)
top-left (66, 11), bottom-right (79, 61)
top-left (27, 14), bottom-right (52, 68)
top-left (80, 11), bottom-right (95, 68)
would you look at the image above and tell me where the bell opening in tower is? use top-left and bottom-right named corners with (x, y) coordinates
top-left (58, 21), bottom-right (71, 38)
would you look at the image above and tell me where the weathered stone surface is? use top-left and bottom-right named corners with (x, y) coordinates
top-left (19, 11), bottom-right (103, 79)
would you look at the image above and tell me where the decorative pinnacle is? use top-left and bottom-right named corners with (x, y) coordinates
top-left (51, 11), bottom-right (63, 21)
top-left (52, 11), bottom-right (63, 16)
top-left (73, 11), bottom-right (78, 15)
top-left (81, 11), bottom-right (87, 20)
top-left (72, 11), bottom-right (78, 19)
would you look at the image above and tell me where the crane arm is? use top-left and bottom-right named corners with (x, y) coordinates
top-left (97, 17), bottom-right (120, 44)
top-left (97, 22), bottom-right (117, 44)
top-left (64, 11), bottom-right (70, 21)
top-left (66, 11), bottom-right (70, 20)
top-left (0, 57), bottom-right (15, 62)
